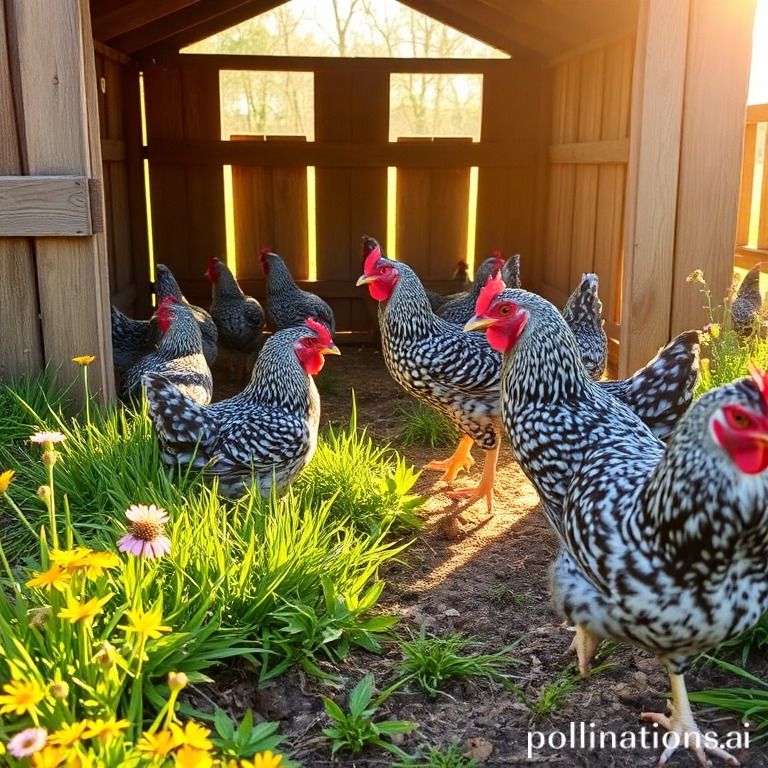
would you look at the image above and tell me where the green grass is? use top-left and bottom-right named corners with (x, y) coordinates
top-left (396, 401), bottom-right (459, 450)
top-left (486, 584), bottom-right (531, 608)
top-left (394, 745), bottom-right (479, 767)
top-left (396, 627), bottom-right (521, 699)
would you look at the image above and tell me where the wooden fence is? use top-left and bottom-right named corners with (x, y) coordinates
top-left (734, 102), bottom-right (768, 271)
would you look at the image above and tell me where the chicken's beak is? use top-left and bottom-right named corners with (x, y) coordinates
top-left (321, 344), bottom-right (341, 356)
top-left (356, 274), bottom-right (376, 286)
top-left (464, 315), bottom-right (495, 333)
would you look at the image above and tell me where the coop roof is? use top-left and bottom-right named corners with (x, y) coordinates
top-left (90, 0), bottom-right (638, 60)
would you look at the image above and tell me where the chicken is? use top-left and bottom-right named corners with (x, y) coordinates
top-left (466, 281), bottom-right (766, 767)
top-left (357, 236), bottom-right (504, 514)
top-left (120, 297), bottom-right (212, 406)
top-left (562, 273), bottom-right (608, 380)
top-left (260, 249), bottom-right (335, 334)
top-left (110, 305), bottom-right (155, 373)
top-left (207, 256), bottom-right (266, 381)
top-left (435, 252), bottom-right (505, 325)
top-left (143, 318), bottom-right (340, 498)
top-left (731, 264), bottom-right (763, 337)
top-left (501, 254), bottom-right (521, 289)
top-left (154, 263), bottom-right (218, 365)
top-left (426, 259), bottom-right (472, 313)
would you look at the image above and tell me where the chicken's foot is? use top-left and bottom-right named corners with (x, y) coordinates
top-left (567, 624), bottom-right (600, 678)
top-left (424, 434), bottom-right (475, 482)
top-left (640, 672), bottom-right (740, 767)
top-left (446, 443), bottom-right (500, 515)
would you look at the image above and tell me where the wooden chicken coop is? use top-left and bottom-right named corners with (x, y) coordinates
top-left (0, 0), bottom-right (758, 401)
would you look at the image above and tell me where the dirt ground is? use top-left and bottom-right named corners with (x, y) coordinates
top-left (211, 347), bottom-right (768, 768)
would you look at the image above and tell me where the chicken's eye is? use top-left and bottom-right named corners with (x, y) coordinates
top-left (498, 304), bottom-right (511, 316)
top-left (727, 409), bottom-right (752, 429)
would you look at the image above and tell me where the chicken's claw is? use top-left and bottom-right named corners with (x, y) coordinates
top-left (424, 435), bottom-right (475, 482)
top-left (446, 482), bottom-right (494, 516)
top-left (567, 624), bottom-right (600, 678)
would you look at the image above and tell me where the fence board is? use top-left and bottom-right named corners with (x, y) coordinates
top-left (736, 122), bottom-right (757, 246)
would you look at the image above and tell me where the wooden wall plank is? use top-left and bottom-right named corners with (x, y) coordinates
top-left (0, 176), bottom-right (94, 236)
top-left (670, 0), bottom-right (757, 334)
top-left (9, 0), bottom-right (114, 400)
top-left (619, 0), bottom-right (689, 375)
top-left (0, 1), bottom-right (42, 378)
top-left (759, 126), bottom-right (768, 250)
top-left (735, 122), bottom-right (757, 246)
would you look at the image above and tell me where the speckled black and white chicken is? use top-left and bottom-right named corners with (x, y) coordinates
top-left (110, 305), bottom-right (156, 373)
top-left (562, 273), bottom-right (608, 380)
top-left (501, 254), bottom-right (521, 289)
top-left (143, 318), bottom-right (339, 497)
top-left (154, 263), bottom-right (218, 365)
top-left (435, 251), bottom-right (505, 325)
top-left (425, 259), bottom-right (472, 312)
top-left (731, 264), bottom-right (764, 337)
top-left (467, 279), bottom-right (768, 767)
top-left (357, 236), bottom-right (504, 513)
top-left (120, 298), bottom-right (212, 406)
top-left (260, 249), bottom-right (335, 334)
top-left (207, 256), bottom-right (266, 380)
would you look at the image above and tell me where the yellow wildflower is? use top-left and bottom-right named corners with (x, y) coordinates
top-left (48, 720), bottom-right (88, 747)
top-left (176, 745), bottom-right (213, 768)
top-left (168, 671), bottom-right (189, 693)
top-left (49, 681), bottom-right (69, 700)
top-left (72, 355), bottom-right (96, 366)
top-left (709, 323), bottom-right (721, 339)
top-left (241, 752), bottom-right (283, 768)
top-left (58, 594), bottom-right (111, 624)
top-left (0, 678), bottom-right (47, 717)
top-left (171, 721), bottom-right (213, 751)
top-left (137, 728), bottom-right (179, 757)
top-left (31, 745), bottom-right (67, 768)
top-left (49, 547), bottom-right (93, 570)
top-left (26, 565), bottom-right (70, 592)
top-left (0, 469), bottom-right (14, 493)
top-left (82, 717), bottom-right (130, 742)
top-left (119, 606), bottom-right (171, 640)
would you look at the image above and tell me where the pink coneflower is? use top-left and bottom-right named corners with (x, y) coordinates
top-left (30, 431), bottom-right (66, 451)
top-left (117, 504), bottom-right (171, 559)
top-left (7, 727), bottom-right (47, 757)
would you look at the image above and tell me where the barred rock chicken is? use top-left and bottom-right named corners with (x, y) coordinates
top-left (426, 259), bottom-right (472, 312)
top-left (110, 305), bottom-right (156, 373)
top-left (467, 281), bottom-right (766, 767)
top-left (731, 264), bottom-right (763, 337)
top-left (357, 236), bottom-right (503, 513)
top-left (260, 249), bottom-right (335, 334)
top-left (436, 252), bottom-right (505, 325)
top-left (562, 273), bottom-right (608, 380)
top-left (120, 298), bottom-right (212, 406)
top-left (155, 263), bottom-right (218, 365)
top-left (501, 254), bottom-right (521, 289)
top-left (143, 319), bottom-right (339, 498)
top-left (207, 256), bottom-right (265, 380)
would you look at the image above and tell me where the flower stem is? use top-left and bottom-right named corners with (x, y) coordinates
top-left (2, 491), bottom-right (38, 539)
top-left (46, 455), bottom-right (59, 549)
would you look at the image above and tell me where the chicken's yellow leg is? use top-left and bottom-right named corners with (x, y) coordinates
top-left (568, 624), bottom-right (600, 678)
top-left (424, 434), bottom-right (475, 482)
top-left (641, 672), bottom-right (740, 767)
top-left (446, 442), bottom-right (500, 515)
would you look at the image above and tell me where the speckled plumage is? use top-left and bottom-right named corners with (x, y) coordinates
top-left (731, 264), bottom-right (763, 337)
top-left (120, 302), bottom-right (212, 405)
top-left (261, 251), bottom-right (335, 333)
top-left (493, 288), bottom-right (768, 673)
top-left (111, 305), bottom-right (156, 373)
top-left (562, 273), bottom-right (607, 380)
top-left (436, 255), bottom-right (506, 325)
top-left (143, 325), bottom-right (324, 497)
top-left (501, 254), bottom-right (521, 289)
top-left (209, 258), bottom-right (265, 355)
top-left (373, 259), bottom-right (502, 451)
top-left (155, 263), bottom-right (218, 365)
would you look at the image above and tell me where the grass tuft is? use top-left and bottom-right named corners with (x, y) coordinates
top-left (396, 401), bottom-right (459, 449)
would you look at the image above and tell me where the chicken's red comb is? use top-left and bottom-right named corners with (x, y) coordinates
top-left (748, 362), bottom-right (768, 408)
top-left (363, 241), bottom-right (383, 276)
top-left (475, 271), bottom-right (507, 317)
top-left (491, 249), bottom-right (503, 260)
top-left (305, 317), bottom-right (333, 345)
top-left (259, 247), bottom-right (273, 258)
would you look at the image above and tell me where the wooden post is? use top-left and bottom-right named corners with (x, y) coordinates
top-left (7, 0), bottom-right (115, 401)
top-left (669, 0), bottom-right (757, 334)
top-left (619, 0), bottom-right (690, 376)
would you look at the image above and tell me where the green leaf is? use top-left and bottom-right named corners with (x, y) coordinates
top-left (348, 674), bottom-right (374, 718)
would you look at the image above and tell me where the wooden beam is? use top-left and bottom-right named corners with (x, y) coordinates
top-left (168, 52), bottom-right (515, 74)
top-left (549, 138), bottom-right (629, 164)
top-left (746, 102), bottom-right (768, 124)
top-left (0, 176), bottom-right (96, 236)
top-left (93, 0), bottom-right (199, 42)
top-left (9, 0), bottom-right (115, 401)
top-left (93, 39), bottom-right (133, 65)
top-left (670, 0), bottom-right (757, 334)
top-left (113, 0), bottom-right (287, 55)
top-left (144, 138), bottom-right (537, 168)
top-left (618, 0), bottom-right (689, 377)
